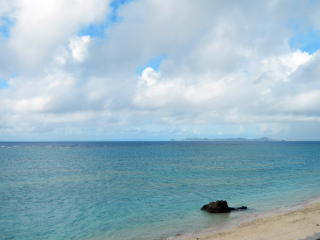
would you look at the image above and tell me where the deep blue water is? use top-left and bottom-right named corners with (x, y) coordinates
top-left (1, 141), bottom-right (320, 240)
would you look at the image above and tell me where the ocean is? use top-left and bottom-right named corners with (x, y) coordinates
top-left (1, 141), bottom-right (320, 240)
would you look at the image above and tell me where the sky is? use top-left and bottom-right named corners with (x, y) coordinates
top-left (1, 0), bottom-right (320, 141)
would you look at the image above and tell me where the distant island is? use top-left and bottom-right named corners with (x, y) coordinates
top-left (175, 137), bottom-right (285, 142)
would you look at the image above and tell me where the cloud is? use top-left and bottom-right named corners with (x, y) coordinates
top-left (2, 0), bottom-right (320, 140)
top-left (3, 0), bottom-right (110, 71)
top-left (69, 36), bottom-right (91, 62)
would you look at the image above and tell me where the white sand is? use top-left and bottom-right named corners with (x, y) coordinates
top-left (187, 201), bottom-right (320, 240)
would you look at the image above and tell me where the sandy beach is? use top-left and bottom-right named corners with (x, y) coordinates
top-left (187, 201), bottom-right (320, 240)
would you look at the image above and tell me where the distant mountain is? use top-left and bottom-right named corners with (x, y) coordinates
top-left (181, 137), bottom-right (281, 142)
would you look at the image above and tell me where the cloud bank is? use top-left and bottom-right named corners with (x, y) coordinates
top-left (1, 0), bottom-right (320, 140)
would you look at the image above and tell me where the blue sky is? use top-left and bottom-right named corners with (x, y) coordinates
top-left (0, 17), bottom-right (13, 38)
top-left (1, 0), bottom-right (320, 141)
top-left (78, 0), bottom-right (133, 38)
top-left (136, 55), bottom-right (166, 74)
top-left (289, 23), bottom-right (320, 54)
top-left (0, 79), bottom-right (8, 89)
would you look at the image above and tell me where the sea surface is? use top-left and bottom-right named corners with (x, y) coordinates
top-left (1, 141), bottom-right (320, 240)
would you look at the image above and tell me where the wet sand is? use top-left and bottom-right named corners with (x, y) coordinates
top-left (187, 201), bottom-right (320, 240)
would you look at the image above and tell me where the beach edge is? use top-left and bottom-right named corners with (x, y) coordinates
top-left (184, 199), bottom-right (320, 240)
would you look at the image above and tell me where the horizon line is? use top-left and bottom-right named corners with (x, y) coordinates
top-left (1, 139), bottom-right (320, 143)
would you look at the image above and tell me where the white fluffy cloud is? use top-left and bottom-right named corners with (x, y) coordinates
top-left (4, 0), bottom-right (110, 70)
top-left (133, 50), bottom-right (315, 122)
top-left (2, 0), bottom-right (320, 140)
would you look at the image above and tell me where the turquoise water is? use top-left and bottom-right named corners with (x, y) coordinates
top-left (1, 141), bottom-right (320, 240)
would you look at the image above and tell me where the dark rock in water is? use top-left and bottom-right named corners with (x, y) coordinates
top-left (201, 200), bottom-right (231, 213)
top-left (201, 200), bottom-right (247, 213)
top-left (237, 206), bottom-right (247, 210)
top-left (230, 206), bottom-right (247, 211)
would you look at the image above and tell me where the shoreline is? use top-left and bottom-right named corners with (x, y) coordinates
top-left (165, 197), bottom-right (320, 240)
top-left (185, 198), bottom-right (320, 240)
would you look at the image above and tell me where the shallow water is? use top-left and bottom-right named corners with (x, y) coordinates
top-left (1, 141), bottom-right (320, 240)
